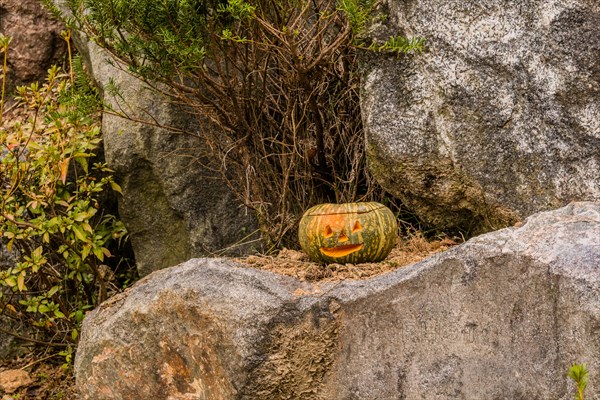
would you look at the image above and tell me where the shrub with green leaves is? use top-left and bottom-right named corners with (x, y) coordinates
top-left (48, 0), bottom-right (424, 249)
top-left (0, 56), bottom-right (132, 351)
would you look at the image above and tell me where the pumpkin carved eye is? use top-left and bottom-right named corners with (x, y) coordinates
top-left (324, 225), bottom-right (334, 238)
top-left (352, 221), bottom-right (362, 232)
top-left (338, 230), bottom-right (349, 242)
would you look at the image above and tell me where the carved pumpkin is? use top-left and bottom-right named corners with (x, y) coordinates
top-left (298, 202), bottom-right (397, 264)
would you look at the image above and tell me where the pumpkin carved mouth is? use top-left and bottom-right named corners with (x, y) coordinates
top-left (320, 243), bottom-right (363, 258)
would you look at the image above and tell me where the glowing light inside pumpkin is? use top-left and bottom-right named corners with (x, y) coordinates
top-left (320, 243), bottom-right (364, 257)
top-left (338, 230), bottom-right (349, 242)
top-left (319, 219), bottom-right (364, 258)
top-left (324, 225), bottom-right (334, 238)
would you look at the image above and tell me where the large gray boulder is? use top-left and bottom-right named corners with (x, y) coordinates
top-left (75, 202), bottom-right (600, 399)
top-left (72, 40), bottom-right (259, 276)
top-left (361, 0), bottom-right (600, 233)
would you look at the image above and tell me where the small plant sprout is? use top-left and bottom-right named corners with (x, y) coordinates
top-left (567, 363), bottom-right (589, 400)
top-left (60, 30), bottom-right (75, 85)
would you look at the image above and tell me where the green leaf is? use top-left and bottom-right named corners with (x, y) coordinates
top-left (81, 222), bottom-right (93, 233)
top-left (73, 213), bottom-right (87, 222)
top-left (17, 273), bottom-right (26, 292)
top-left (81, 244), bottom-right (91, 260)
top-left (71, 224), bottom-right (89, 243)
top-left (102, 247), bottom-right (112, 258)
top-left (47, 286), bottom-right (59, 297)
top-left (110, 181), bottom-right (123, 195)
top-left (567, 363), bottom-right (589, 400)
top-left (74, 310), bottom-right (84, 323)
top-left (4, 276), bottom-right (17, 287)
top-left (32, 246), bottom-right (43, 260)
top-left (92, 246), bottom-right (105, 261)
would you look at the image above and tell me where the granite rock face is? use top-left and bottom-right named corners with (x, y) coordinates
top-left (75, 202), bottom-right (600, 399)
top-left (361, 0), bottom-right (600, 233)
top-left (0, 0), bottom-right (66, 94)
top-left (72, 40), bottom-right (258, 276)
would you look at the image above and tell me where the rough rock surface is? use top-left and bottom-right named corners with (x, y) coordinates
top-left (0, 0), bottom-right (66, 94)
top-left (0, 369), bottom-right (33, 394)
top-left (361, 0), bottom-right (600, 233)
top-left (72, 40), bottom-right (259, 276)
top-left (75, 202), bottom-right (600, 399)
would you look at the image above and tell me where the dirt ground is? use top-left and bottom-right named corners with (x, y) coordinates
top-left (0, 353), bottom-right (76, 399)
top-left (235, 233), bottom-right (459, 282)
top-left (0, 233), bottom-right (457, 399)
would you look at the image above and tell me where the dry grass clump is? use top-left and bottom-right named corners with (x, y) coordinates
top-left (234, 233), bottom-right (459, 282)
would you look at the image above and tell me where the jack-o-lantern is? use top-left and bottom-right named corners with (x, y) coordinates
top-left (298, 202), bottom-right (397, 264)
